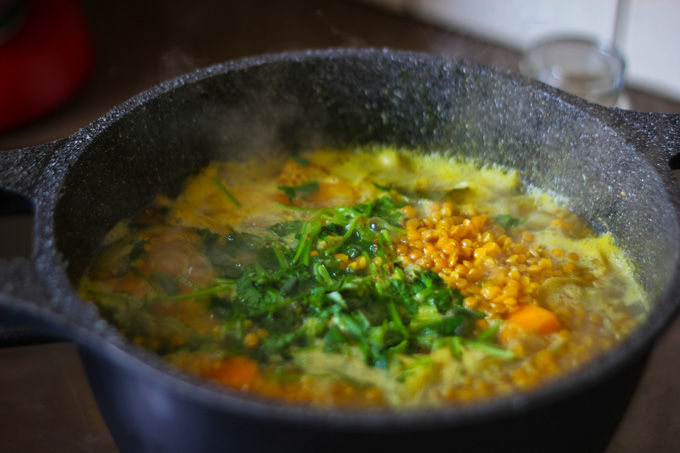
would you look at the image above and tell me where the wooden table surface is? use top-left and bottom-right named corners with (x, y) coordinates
top-left (1, 1), bottom-right (679, 452)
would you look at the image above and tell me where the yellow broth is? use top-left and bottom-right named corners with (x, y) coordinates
top-left (79, 148), bottom-right (646, 408)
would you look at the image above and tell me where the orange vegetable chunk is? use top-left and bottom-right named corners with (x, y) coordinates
top-left (506, 304), bottom-right (561, 336)
top-left (209, 355), bottom-right (260, 389)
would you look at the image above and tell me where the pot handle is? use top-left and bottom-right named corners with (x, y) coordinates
top-left (0, 139), bottom-right (68, 202)
top-left (0, 140), bottom-right (69, 337)
top-left (0, 258), bottom-right (60, 332)
top-left (608, 110), bottom-right (680, 171)
top-left (0, 254), bottom-right (100, 343)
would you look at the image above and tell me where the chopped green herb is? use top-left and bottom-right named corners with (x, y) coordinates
top-left (291, 154), bottom-right (310, 166)
top-left (151, 273), bottom-right (180, 296)
top-left (128, 239), bottom-right (148, 262)
top-left (269, 220), bottom-right (305, 237)
top-left (493, 214), bottom-right (527, 231)
top-left (212, 177), bottom-right (241, 207)
top-left (372, 181), bottom-right (391, 191)
top-left (278, 181), bottom-right (319, 202)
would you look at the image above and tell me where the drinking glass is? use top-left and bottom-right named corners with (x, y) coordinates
top-left (519, 36), bottom-right (626, 108)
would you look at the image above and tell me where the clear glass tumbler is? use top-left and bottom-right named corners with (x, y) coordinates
top-left (519, 36), bottom-right (626, 108)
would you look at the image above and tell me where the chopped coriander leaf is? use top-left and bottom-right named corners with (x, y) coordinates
top-left (151, 273), bottom-right (180, 296)
top-left (198, 229), bottom-right (221, 249)
top-left (323, 326), bottom-right (347, 352)
top-left (128, 239), bottom-right (148, 262)
top-left (156, 281), bottom-right (233, 303)
top-left (372, 181), bottom-right (391, 191)
top-left (476, 321), bottom-right (502, 343)
top-left (493, 214), bottom-right (527, 230)
top-left (129, 267), bottom-right (162, 295)
top-left (291, 154), bottom-right (310, 166)
top-left (462, 338), bottom-right (516, 360)
top-left (212, 176), bottom-right (241, 207)
top-left (278, 181), bottom-right (319, 202)
top-left (269, 220), bottom-right (305, 237)
top-left (372, 196), bottom-right (406, 227)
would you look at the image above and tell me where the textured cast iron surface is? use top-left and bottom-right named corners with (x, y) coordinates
top-left (1, 48), bottom-right (680, 452)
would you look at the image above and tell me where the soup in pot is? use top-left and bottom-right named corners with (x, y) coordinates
top-left (79, 148), bottom-right (646, 408)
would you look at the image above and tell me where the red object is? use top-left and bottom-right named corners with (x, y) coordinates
top-left (0, 0), bottom-right (94, 133)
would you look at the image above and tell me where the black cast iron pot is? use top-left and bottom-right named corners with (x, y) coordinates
top-left (1, 48), bottom-right (679, 453)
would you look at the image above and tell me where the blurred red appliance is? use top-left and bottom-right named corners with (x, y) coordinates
top-left (0, 0), bottom-right (93, 133)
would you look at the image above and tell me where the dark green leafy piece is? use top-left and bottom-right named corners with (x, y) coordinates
top-left (278, 181), bottom-right (319, 202)
top-left (212, 177), bottom-right (241, 207)
top-left (291, 154), bottom-right (310, 166)
top-left (128, 238), bottom-right (148, 262)
top-left (202, 232), bottom-right (264, 278)
top-left (372, 181), bottom-right (391, 191)
top-left (269, 220), bottom-right (305, 238)
top-left (493, 214), bottom-right (527, 231)
top-left (372, 196), bottom-right (406, 228)
top-left (151, 273), bottom-right (180, 296)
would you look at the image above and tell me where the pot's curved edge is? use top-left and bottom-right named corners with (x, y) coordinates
top-left (608, 109), bottom-right (680, 160)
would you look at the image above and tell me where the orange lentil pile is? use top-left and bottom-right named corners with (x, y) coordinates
top-left (395, 201), bottom-right (589, 319)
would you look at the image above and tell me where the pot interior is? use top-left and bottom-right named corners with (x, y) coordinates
top-left (54, 49), bottom-right (678, 324)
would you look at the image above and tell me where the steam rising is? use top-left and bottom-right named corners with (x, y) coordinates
top-left (159, 48), bottom-right (204, 80)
